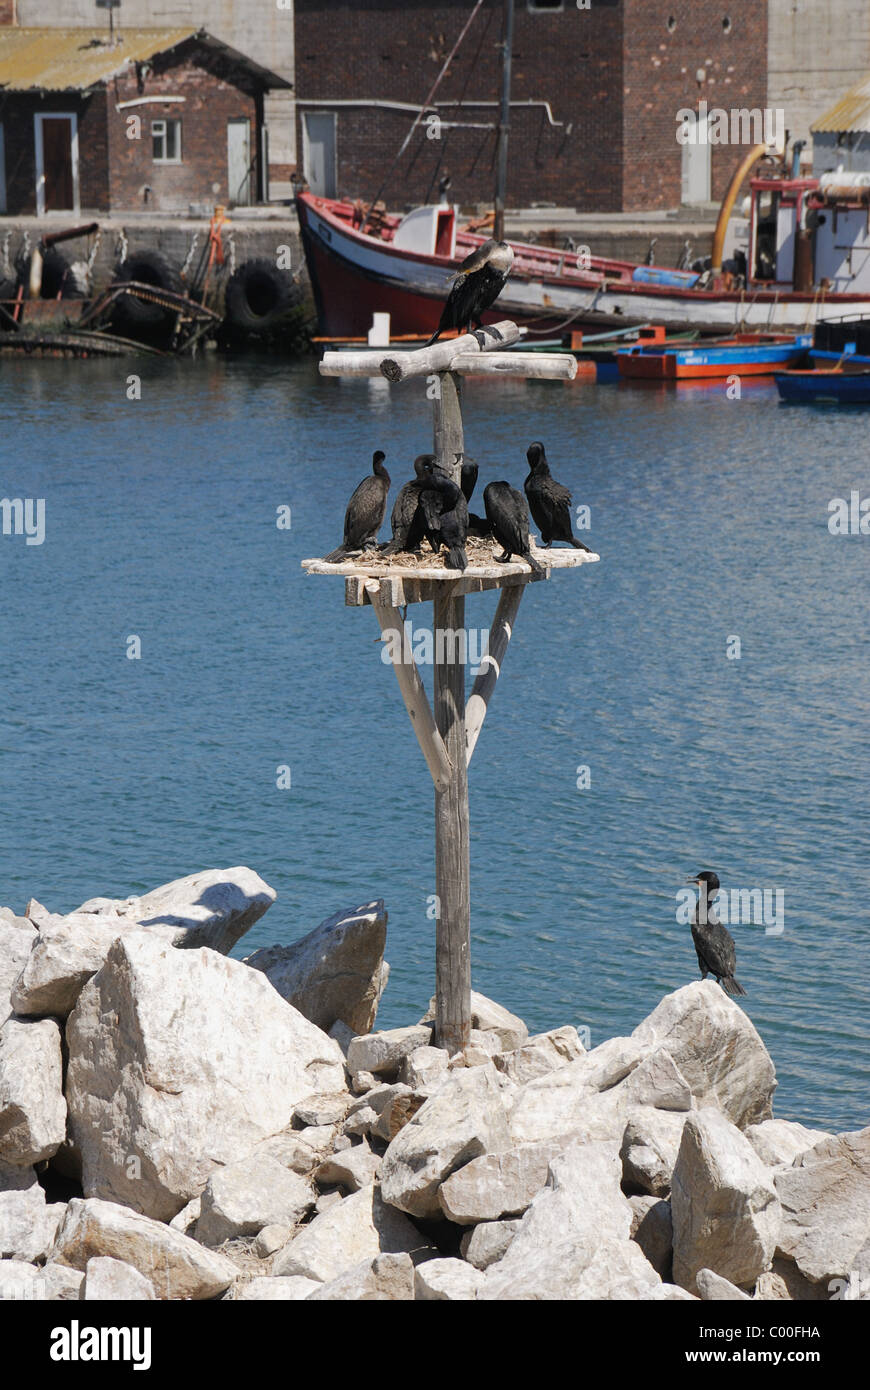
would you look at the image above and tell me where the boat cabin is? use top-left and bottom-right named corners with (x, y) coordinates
top-left (748, 172), bottom-right (870, 295)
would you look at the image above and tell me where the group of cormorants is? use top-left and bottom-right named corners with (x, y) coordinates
top-left (321, 237), bottom-right (750, 999)
top-left (324, 442), bottom-right (592, 572)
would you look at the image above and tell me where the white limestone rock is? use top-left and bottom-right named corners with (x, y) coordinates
top-left (380, 1065), bottom-right (513, 1219)
top-left (439, 1136), bottom-right (581, 1224)
top-left (581, 1036), bottom-right (645, 1091)
top-left (13, 867), bottom-right (276, 1018)
top-left (40, 1263), bottom-right (85, 1301)
top-left (245, 901), bottom-right (389, 1037)
top-left (195, 1156), bottom-right (314, 1246)
top-left (83, 1256), bottom-right (156, 1301)
top-left (75, 866), bottom-right (276, 954)
top-left (0, 923), bottom-right (35, 1029)
top-left (254, 1224), bottom-right (292, 1258)
top-left (65, 932), bottom-right (345, 1220)
top-left (414, 1257), bottom-right (484, 1301)
top-left (774, 1127), bottom-right (870, 1288)
top-left (294, 1093), bottom-right (352, 1128)
top-left (620, 1108), bottom-right (690, 1196)
top-left (315, 1142), bottom-right (380, 1194)
top-left (631, 982), bottom-right (776, 1128)
top-left (227, 1275), bottom-right (322, 1300)
top-left (460, 1219), bottom-right (523, 1270)
top-left (51, 1197), bottom-right (237, 1300)
top-left (272, 1183), bottom-right (434, 1283)
top-left (745, 1118), bottom-right (834, 1168)
top-left (399, 1045), bottom-right (449, 1091)
top-left (696, 1267), bottom-right (752, 1301)
top-left (493, 1026), bottom-right (585, 1086)
top-left (671, 1108), bottom-right (781, 1294)
top-left (479, 1141), bottom-right (655, 1300)
top-left (0, 1016), bottom-right (67, 1166)
top-left (307, 1251), bottom-right (416, 1301)
top-left (347, 1026), bottom-right (434, 1080)
top-left (0, 1259), bottom-right (40, 1300)
top-left (0, 1162), bottom-right (64, 1262)
top-left (628, 1194), bottom-right (673, 1279)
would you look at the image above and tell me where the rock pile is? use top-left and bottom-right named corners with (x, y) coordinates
top-left (0, 871), bottom-right (865, 1301)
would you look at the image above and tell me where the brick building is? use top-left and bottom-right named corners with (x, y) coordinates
top-left (0, 27), bottom-right (288, 216)
top-left (294, 0), bottom-right (768, 213)
top-left (6, 0), bottom-right (297, 199)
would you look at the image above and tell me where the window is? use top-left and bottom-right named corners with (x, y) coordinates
top-left (666, 15), bottom-right (677, 32)
top-left (722, 17), bottom-right (733, 33)
top-left (152, 119), bottom-right (182, 164)
top-left (528, 0), bottom-right (563, 11)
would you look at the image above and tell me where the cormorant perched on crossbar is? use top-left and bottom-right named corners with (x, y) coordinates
top-left (483, 481), bottom-right (544, 573)
top-left (426, 240), bottom-right (514, 345)
top-left (324, 451), bottom-right (390, 562)
top-left (524, 442), bottom-right (591, 550)
top-left (687, 871), bottom-right (747, 997)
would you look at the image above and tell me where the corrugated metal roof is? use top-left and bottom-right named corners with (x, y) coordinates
top-left (0, 27), bottom-right (290, 93)
top-left (812, 76), bottom-right (870, 134)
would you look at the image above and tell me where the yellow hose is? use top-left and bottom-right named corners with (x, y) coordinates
top-left (711, 142), bottom-right (770, 273)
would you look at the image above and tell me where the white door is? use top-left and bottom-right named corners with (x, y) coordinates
top-left (0, 124), bottom-right (6, 214)
top-left (681, 113), bottom-right (712, 206)
top-left (227, 119), bottom-right (252, 206)
top-left (303, 113), bottom-right (336, 197)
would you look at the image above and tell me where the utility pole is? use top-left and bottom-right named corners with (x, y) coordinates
top-left (494, 0), bottom-right (514, 242)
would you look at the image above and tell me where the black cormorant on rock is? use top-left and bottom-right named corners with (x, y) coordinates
top-left (687, 871), bottom-right (747, 997)
top-left (324, 450), bottom-right (390, 562)
top-left (381, 454), bottom-right (431, 555)
top-left (483, 481), bottom-right (544, 573)
top-left (419, 460), bottom-right (468, 571)
top-left (524, 441), bottom-right (591, 551)
top-left (426, 240), bottom-right (514, 345)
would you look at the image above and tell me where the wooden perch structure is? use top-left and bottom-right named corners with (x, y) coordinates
top-left (304, 322), bottom-right (599, 1053)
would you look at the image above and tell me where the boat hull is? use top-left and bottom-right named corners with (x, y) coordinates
top-left (617, 335), bottom-right (812, 380)
top-left (297, 193), bottom-right (870, 339)
top-left (775, 369), bottom-right (870, 403)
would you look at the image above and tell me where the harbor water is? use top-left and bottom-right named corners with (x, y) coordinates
top-left (2, 355), bottom-right (868, 1132)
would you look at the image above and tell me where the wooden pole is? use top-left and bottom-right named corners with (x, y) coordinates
top-left (432, 370), bottom-right (471, 1052)
top-left (494, 0), bottom-right (514, 243)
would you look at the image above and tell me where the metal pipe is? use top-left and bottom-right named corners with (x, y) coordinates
top-left (711, 143), bottom-right (769, 273)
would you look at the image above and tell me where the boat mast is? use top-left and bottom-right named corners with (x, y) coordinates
top-left (494, 0), bottom-right (514, 241)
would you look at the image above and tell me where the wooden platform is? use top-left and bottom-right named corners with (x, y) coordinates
top-left (302, 545), bottom-right (600, 606)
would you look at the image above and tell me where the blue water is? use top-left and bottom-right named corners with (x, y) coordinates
top-left (2, 357), bottom-right (868, 1133)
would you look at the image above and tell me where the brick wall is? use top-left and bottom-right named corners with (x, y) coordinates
top-left (105, 50), bottom-right (259, 213)
top-left (296, 0), bottom-right (624, 212)
top-left (295, 0), bottom-right (766, 213)
top-left (0, 93), bottom-right (108, 215)
top-left (622, 0), bottom-right (768, 211)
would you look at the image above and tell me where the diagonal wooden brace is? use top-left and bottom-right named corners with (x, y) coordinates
top-left (365, 580), bottom-right (453, 794)
top-left (465, 582), bottom-right (526, 765)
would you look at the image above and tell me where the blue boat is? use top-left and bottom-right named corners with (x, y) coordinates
top-left (775, 362), bottom-right (870, 403)
top-left (617, 332), bottom-right (813, 381)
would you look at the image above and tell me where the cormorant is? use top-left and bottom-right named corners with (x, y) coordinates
top-left (524, 442), bottom-right (591, 550)
top-left (687, 871), bottom-right (747, 997)
top-left (324, 450), bottom-right (390, 562)
top-left (483, 481), bottom-right (544, 573)
top-left (419, 461), bottom-right (468, 571)
top-left (381, 454), bottom-right (431, 555)
top-left (459, 454), bottom-right (478, 505)
top-left (426, 240), bottom-right (514, 345)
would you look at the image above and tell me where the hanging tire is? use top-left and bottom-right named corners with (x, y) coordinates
top-left (223, 258), bottom-right (299, 335)
top-left (110, 249), bottom-right (184, 333)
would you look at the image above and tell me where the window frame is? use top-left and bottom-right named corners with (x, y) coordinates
top-left (151, 117), bottom-right (183, 165)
